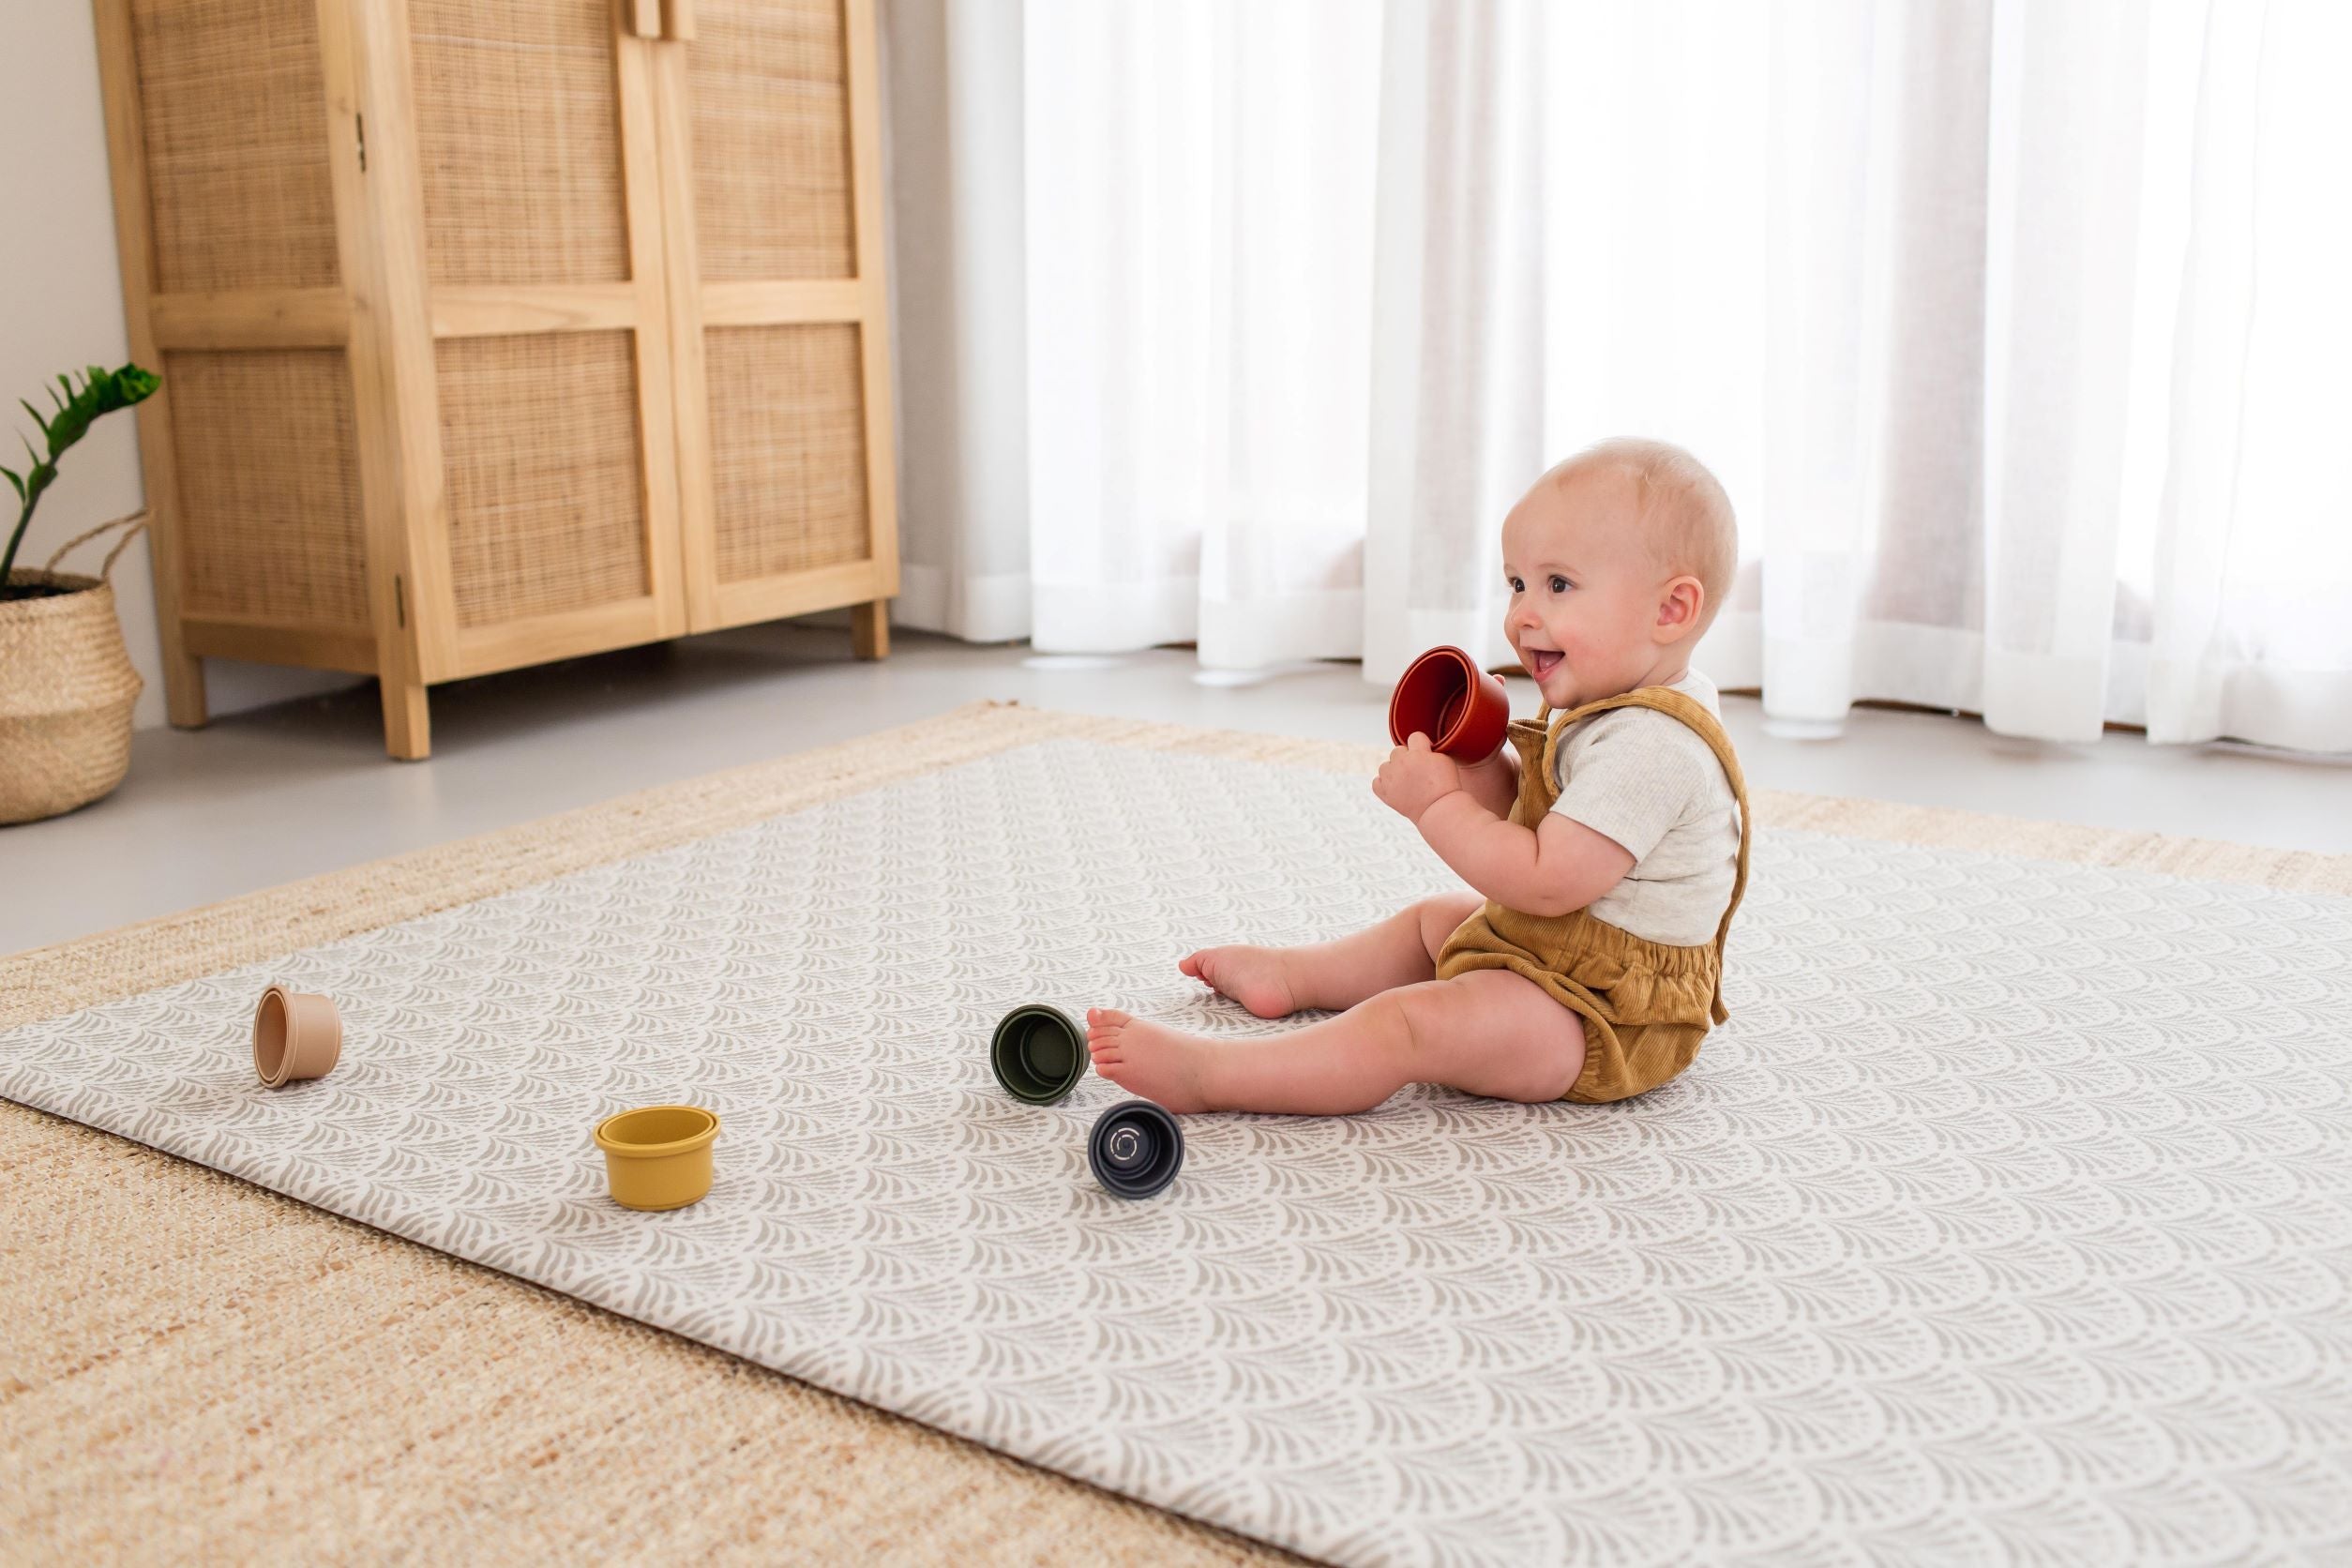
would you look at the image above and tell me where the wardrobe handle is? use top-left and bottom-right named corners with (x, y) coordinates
top-left (666, 0), bottom-right (696, 42)
top-left (626, 0), bottom-right (661, 38)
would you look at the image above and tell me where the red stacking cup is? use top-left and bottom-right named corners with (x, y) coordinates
top-left (1388, 645), bottom-right (1513, 761)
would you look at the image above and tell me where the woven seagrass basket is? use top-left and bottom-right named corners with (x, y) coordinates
top-left (0, 514), bottom-right (146, 825)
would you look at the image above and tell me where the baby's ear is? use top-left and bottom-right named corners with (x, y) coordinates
top-left (1654, 575), bottom-right (1705, 641)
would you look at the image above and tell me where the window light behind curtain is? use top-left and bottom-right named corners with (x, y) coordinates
top-left (882, 0), bottom-right (2352, 753)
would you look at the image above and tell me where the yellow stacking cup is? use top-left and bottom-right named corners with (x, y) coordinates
top-left (594, 1105), bottom-right (720, 1212)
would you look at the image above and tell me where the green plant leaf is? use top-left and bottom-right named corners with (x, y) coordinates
top-left (2, 359), bottom-right (161, 585)
top-left (113, 366), bottom-right (161, 407)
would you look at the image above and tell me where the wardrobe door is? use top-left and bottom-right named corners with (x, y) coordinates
top-left (96, 0), bottom-right (373, 732)
top-left (380, 0), bottom-right (686, 679)
top-left (654, 0), bottom-right (898, 641)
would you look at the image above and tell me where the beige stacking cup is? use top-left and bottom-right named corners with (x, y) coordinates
top-left (253, 986), bottom-right (342, 1088)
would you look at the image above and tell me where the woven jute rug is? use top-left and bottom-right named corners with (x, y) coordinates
top-left (5, 700), bottom-right (2349, 1564)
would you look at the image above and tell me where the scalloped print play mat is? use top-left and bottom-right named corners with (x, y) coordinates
top-left (6, 704), bottom-right (2351, 1565)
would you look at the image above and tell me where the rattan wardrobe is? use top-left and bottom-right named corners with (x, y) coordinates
top-left (95, 0), bottom-right (897, 759)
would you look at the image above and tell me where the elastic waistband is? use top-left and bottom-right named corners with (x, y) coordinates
top-left (1526, 906), bottom-right (1720, 977)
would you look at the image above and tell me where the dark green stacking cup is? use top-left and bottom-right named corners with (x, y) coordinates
top-left (990, 1003), bottom-right (1087, 1105)
top-left (1089, 1100), bottom-right (1184, 1199)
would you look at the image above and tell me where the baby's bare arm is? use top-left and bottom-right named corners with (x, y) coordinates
top-left (1416, 792), bottom-right (1634, 916)
top-left (1456, 745), bottom-right (1519, 820)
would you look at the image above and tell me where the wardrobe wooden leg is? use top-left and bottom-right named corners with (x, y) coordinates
top-left (382, 678), bottom-right (431, 761)
top-left (852, 599), bottom-right (891, 660)
top-left (163, 652), bottom-right (209, 729)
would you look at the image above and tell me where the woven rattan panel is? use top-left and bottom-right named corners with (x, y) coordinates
top-left (129, 0), bottom-right (339, 294)
top-left (439, 333), bottom-right (648, 627)
top-left (689, 0), bottom-right (856, 281)
top-left (706, 326), bottom-right (868, 584)
top-left (163, 350), bottom-right (368, 628)
top-left (410, 0), bottom-right (628, 288)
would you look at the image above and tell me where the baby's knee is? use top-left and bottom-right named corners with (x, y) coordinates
top-left (1411, 893), bottom-right (1484, 961)
top-left (1401, 972), bottom-right (1585, 1102)
top-left (1378, 978), bottom-right (1471, 1069)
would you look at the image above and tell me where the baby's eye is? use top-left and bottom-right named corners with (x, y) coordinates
top-left (1506, 576), bottom-right (1523, 594)
top-left (1549, 575), bottom-right (1570, 594)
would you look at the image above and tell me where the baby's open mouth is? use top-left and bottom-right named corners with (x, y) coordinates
top-left (1525, 648), bottom-right (1563, 678)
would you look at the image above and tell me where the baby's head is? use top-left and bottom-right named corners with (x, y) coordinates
top-left (1501, 437), bottom-right (1737, 712)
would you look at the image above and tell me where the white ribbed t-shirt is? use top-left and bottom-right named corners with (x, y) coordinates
top-left (1545, 669), bottom-right (1741, 947)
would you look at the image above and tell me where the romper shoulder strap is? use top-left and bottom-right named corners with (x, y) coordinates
top-left (1538, 687), bottom-right (1753, 991)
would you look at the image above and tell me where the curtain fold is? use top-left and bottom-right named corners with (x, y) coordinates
top-left (882, 0), bottom-right (2352, 752)
top-left (1979, 0), bottom-right (2144, 742)
top-left (879, 0), bottom-right (1033, 643)
top-left (1362, 0), bottom-right (1545, 687)
top-left (1020, 0), bottom-right (1380, 668)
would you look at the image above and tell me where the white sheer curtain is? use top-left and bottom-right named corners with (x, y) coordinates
top-left (882, 0), bottom-right (2352, 752)
top-left (882, 0), bottom-right (1381, 669)
top-left (1020, 2), bottom-right (1381, 667)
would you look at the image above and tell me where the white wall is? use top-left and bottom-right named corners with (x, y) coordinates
top-left (0, 7), bottom-right (375, 729)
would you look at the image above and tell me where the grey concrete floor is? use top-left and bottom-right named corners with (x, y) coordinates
top-left (3, 624), bottom-right (2346, 957)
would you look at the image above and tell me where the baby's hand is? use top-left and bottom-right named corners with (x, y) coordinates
top-left (1373, 732), bottom-right (1466, 822)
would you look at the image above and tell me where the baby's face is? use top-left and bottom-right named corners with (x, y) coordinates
top-left (1500, 469), bottom-right (1688, 712)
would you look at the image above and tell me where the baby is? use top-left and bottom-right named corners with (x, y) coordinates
top-left (1087, 437), bottom-right (1750, 1114)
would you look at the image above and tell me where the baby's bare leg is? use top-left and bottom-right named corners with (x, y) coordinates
top-left (1089, 969), bottom-right (1585, 1115)
top-left (1180, 893), bottom-right (1484, 1018)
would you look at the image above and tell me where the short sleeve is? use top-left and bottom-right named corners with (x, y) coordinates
top-left (1549, 713), bottom-right (1705, 863)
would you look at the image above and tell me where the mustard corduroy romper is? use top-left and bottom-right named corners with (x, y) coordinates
top-left (1433, 686), bottom-right (1753, 1104)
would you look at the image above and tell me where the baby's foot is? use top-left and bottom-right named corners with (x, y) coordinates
top-left (1177, 946), bottom-right (1299, 1018)
top-left (1086, 1007), bottom-right (1214, 1113)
